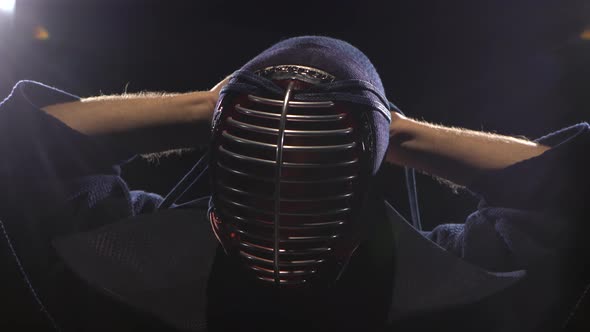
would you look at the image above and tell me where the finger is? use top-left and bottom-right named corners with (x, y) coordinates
top-left (210, 75), bottom-right (232, 94)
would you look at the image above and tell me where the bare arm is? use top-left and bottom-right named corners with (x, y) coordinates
top-left (40, 79), bottom-right (228, 155)
top-left (386, 113), bottom-right (550, 186)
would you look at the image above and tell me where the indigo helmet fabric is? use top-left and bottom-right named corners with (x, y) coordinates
top-left (218, 36), bottom-right (394, 175)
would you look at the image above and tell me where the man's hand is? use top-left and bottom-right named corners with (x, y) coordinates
top-left (386, 112), bottom-right (550, 186)
top-left (210, 75), bottom-right (231, 96)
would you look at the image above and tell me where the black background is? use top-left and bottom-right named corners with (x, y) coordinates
top-left (0, 0), bottom-right (588, 229)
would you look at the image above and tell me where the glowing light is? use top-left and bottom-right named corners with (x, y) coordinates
top-left (581, 28), bottom-right (590, 41)
top-left (33, 25), bottom-right (49, 41)
top-left (0, 0), bottom-right (15, 14)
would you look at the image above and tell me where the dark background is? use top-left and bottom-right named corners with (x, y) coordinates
top-left (0, 0), bottom-right (588, 229)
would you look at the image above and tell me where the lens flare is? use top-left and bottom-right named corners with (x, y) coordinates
top-left (0, 0), bottom-right (15, 14)
top-left (33, 25), bottom-right (49, 41)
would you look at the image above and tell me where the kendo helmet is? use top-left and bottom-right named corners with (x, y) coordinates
top-left (206, 36), bottom-right (397, 286)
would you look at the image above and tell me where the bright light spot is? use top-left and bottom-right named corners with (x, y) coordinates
top-left (581, 28), bottom-right (590, 41)
top-left (34, 25), bottom-right (49, 41)
top-left (0, 0), bottom-right (15, 14)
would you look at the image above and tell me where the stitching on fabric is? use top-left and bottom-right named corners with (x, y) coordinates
top-left (0, 218), bottom-right (61, 331)
top-left (561, 282), bottom-right (590, 330)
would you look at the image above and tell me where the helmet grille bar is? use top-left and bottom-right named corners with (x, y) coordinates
top-left (219, 146), bottom-right (359, 168)
top-left (222, 130), bottom-right (356, 151)
top-left (217, 181), bottom-right (354, 202)
top-left (227, 117), bottom-right (354, 136)
top-left (247, 95), bottom-right (334, 108)
top-left (236, 104), bottom-right (345, 122)
top-left (217, 194), bottom-right (351, 217)
top-left (273, 81), bottom-right (296, 285)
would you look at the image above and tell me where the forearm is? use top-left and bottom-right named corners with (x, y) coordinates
top-left (386, 114), bottom-right (550, 186)
top-left (41, 91), bottom-right (218, 155)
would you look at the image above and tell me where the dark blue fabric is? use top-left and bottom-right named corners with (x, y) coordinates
top-left (426, 123), bottom-right (590, 274)
top-left (0, 80), bottom-right (588, 331)
top-left (221, 36), bottom-right (393, 175)
top-left (240, 37), bottom-right (385, 93)
top-left (470, 123), bottom-right (590, 214)
top-left (0, 81), bottom-right (164, 331)
top-left (0, 81), bottom-right (131, 187)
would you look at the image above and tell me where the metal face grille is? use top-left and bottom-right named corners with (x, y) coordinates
top-left (210, 80), bottom-right (364, 285)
